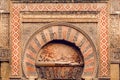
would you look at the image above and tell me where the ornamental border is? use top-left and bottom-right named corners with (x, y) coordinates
top-left (10, 3), bottom-right (109, 78)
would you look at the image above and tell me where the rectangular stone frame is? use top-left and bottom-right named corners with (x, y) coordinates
top-left (10, 2), bottom-right (110, 79)
top-left (21, 11), bottom-right (98, 23)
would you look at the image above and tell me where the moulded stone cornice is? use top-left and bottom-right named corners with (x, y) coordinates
top-left (11, 0), bottom-right (109, 3)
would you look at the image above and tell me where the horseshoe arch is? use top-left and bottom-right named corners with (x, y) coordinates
top-left (23, 22), bottom-right (98, 79)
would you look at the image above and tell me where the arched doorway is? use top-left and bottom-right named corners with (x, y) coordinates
top-left (36, 40), bottom-right (84, 79)
top-left (22, 22), bottom-right (98, 79)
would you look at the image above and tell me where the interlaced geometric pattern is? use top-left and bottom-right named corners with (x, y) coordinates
top-left (11, 6), bottom-right (20, 76)
top-left (99, 7), bottom-right (109, 76)
top-left (11, 3), bottom-right (109, 77)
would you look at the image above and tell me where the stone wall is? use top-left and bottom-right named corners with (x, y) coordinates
top-left (110, 15), bottom-right (120, 63)
top-left (110, 15), bottom-right (120, 80)
top-left (0, 0), bottom-right (120, 80)
top-left (0, 0), bottom-right (10, 80)
top-left (110, 0), bottom-right (120, 80)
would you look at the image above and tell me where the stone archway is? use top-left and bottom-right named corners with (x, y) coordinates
top-left (23, 22), bottom-right (98, 79)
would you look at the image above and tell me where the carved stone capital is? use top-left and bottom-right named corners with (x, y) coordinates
top-left (0, 48), bottom-right (10, 61)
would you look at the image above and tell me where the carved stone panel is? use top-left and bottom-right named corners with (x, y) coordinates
top-left (111, 48), bottom-right (120, 64)
top-left (110, 15), bottom-right (120, 48)
top-left (110, 0), bottom-right (120, 14)
top-left (0, 0), bottom-right (9, 12)
top-left (0, 48), bottom-right (10, 61)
